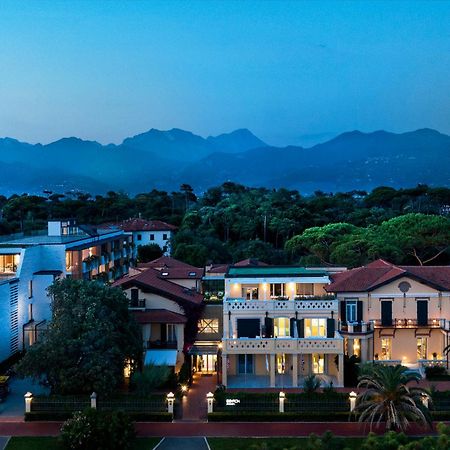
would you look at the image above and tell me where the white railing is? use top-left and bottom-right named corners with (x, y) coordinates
top-left (224, 299), bottom-right (338, 314)
top-left (419, 359), bottom-right (447, 368)
top-left (223, 336), bottom-right (343, 354)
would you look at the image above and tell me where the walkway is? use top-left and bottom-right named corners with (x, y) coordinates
top-left (156, 437), bottom-right (208, 450)
top-left (0, 437), bottom-right (9, 450)
top-left (181, 372), bottom-right (217, 421)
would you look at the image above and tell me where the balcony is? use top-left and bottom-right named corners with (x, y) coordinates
top-left (373, 318), bottom-right (445, 329)
top-left (147, 340), bottom-right (178, 350)
top-left (338, 321), bottom-right (374, 334)
top-left (129, 298), bottom-right (145, 309)
top-left (223, 335), bottom-right (343, 354)
top-left (224, 298), bottom-right (338, 315)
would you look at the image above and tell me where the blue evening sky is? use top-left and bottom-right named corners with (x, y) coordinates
top-left (0, 0), bottom-right (449, 146)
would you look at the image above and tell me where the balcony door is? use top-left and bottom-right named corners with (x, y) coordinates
top-left (312, 353), bottom-right (325, 374)
top-left (243, 286), bottom-right (259, 300)
top-left (417, 300), bottom-right (428, 327)
top-left (381, 301), bottom-right (393, 326)
top-left (238, 354), bottom-right (254, 374)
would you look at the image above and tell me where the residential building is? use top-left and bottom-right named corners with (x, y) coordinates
top-left (104, 218), bottom-right (177, 256)
top-left (113, 263), bottom-right (203, 373)
top-left (0, 220), bottom-right (132, 363)
top-left (326, 259), bottom-right (450, 369)
top-left (221, 264), bottom-right (347, 388)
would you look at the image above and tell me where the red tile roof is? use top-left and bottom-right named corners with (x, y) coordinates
top-left (112, 267), bottom-right (203, 305)
top-left (326, 259), bottom-right (450, 292)
top-left (101, 218), bottom-right (177, 232)
top-left (132, 309), bottom-right (187, 324)
top-left (206, 264), bottom-right (229, 274)
top-left (138, 256), bottom-right (204, 279)
top-left (234, 258), bottom-right (268, 267)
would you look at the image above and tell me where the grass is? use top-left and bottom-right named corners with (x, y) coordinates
top-left (5, 437), bottom-right (161, 450)
top-left (207, 437), bottom-right (365, 450)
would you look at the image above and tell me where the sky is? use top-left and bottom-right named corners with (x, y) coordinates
top-left (0, 0), bottom-right (449, 147)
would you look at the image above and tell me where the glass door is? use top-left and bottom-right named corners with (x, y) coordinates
top-left (312, 353), bottom-right (324, 374)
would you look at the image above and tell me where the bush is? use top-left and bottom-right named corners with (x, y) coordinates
top-left (425, 365), bottom-right (450, 380)
top-left (207, 411), bottom-right (353, 422)
top-left (137, 244), bottom-right (164, 263)
top-left (60, 408), bottom-right (135, 450)
top-left (130, 364), bottom-right (170, 395)
top-left (303, 374), bottom-right (321, 394)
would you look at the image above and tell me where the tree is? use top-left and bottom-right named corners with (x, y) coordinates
top-left (16, 279), bottom-right (142, 395)
top-left (130, 364), bottom-right (170, 396)
top-left (355, 364), bottom-right (432, 431)
top-left (137, 243), bottom-right (164, 263)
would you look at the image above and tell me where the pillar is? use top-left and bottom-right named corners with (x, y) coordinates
top-left (167, 392), bottom-right (175, 414)
top-left (270, 354), bottom-right (276, 387)
top-left (24, 392), bottom-right (33, 414)
top-left (279, 391), bottom-right (285, 413)
top-left (292, 354), bottom-right (298, 387)
top-left (360, 338), bottom-right (369, 363)
top-left (207, 392), bottom-right (214, 413)
top-left (222, 354), bottom-right (228, 386)
top-left (337, 353), bottom-right (344, 387)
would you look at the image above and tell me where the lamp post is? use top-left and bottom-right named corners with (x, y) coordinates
top-left (279, 391), bottom-right (286, 413)
top-left (349, 391), bottom-right (357, 412)
top-left (167, 392), bottom-right (175, 414)
top-left (24, 392), bottom-right (33, 414)
top-left (206, 391), bottom-right (214, 414)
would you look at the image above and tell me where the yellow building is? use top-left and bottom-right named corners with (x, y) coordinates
top-left (326, 259), bottom-right (450, 370)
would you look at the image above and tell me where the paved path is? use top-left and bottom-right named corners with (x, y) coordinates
top-left (0, 437), bottom-right (9, 450)
top-left (156, 437), bottom-right (208, 450)
top-left (181, 373), bottom-right (217, 421)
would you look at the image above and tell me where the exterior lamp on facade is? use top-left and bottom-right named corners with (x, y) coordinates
top-left (206, 391), bottom-right (214, 413)
top-left (167, 392), bottom-right (175, 414)
top-left (349, 391), bottom-right (357, 412)
top-left (279, 391), bottom-right (286, 413)
top-left (181, 384), bottom-right (188, 394)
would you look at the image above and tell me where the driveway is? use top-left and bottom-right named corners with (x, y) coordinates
top-left (0, 377), bottom-right (49, 419)
top-left (156, 437), bottom-right (208, 450)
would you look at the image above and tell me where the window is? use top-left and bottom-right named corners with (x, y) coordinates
top-left (304, 318), bottom-right (326, 337)
top-left (238, 354), bottom-right (254, 374)
top-left (277, 354), bottom-right (286, 374)
top-left (243, 287), bottom-right (258, 300)
top-left (346, 301), bottom-right (357, 322)
top-left (270, 283), bottom-right (284, 297)
top-left (0, 254), bottom-right (20, 273)
top-left (198, 319), bottom-right (219, 334)
top-left (312, 353), bottom-right (325, 374)
top-left (296, 283), bottom-right (314, 296)
top-left (417, 337), bottom-right (428, 360)
top-left (274, 318), bottom-right (290, 337)
top-left (137, 234), bottom-right (142, 241)
top-left (167, 324), bottom-right (177, 342)
top-left (380, 338), bottom-right (392, 360)
top-left (352, 338), bottom-right (361, 357)
top-left (150, 234), bottom-right (155, 241)
top-left (163, 234), bottom-right (168, 240)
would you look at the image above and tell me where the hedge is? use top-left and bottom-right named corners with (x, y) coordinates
top-left (208, 411), bottom-right (354, 422)
top-left (25, 411), bottom-right (172, 422)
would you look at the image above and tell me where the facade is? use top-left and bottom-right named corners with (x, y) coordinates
top-left (326, 259), bottom-right (450, 370)
top-left (113, 262), bottom-right (203, 372)
top-left (221, 264), bottom-right (347, 388)
top-left (0, 220), bottom-right (132, 363)
top-left (104, 218), bottom-right (177, 256)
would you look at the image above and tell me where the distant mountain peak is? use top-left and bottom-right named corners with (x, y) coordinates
top-left (207, 128), bottom-right (267, 152)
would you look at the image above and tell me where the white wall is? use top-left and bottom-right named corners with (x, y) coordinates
top-left (132, 230), bottom-right (172, 256)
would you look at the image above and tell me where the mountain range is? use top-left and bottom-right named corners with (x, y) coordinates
top-left (0, 127), bottom-right (449, 196)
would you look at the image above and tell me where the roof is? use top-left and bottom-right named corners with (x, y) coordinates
top-left (205, 264), bottom-right (229, 274)
top-left (112, 267), bottom-right (203, 305)
top-left (132, 309), bottom-right (187, 324)
top-left (102, 218), bottom-right (177, 232)
top-left (138, 256), bottom-right (204, 279)
top-left (326, 259), bottom-right (450, 292)
top-left (33, 270), bottom-right (63, 276)
top-left (234, 258), bottom-right (268, 267)
top-left (226, 265), bottom-right (328, 278)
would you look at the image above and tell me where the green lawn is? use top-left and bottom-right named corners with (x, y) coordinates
top-left (207, 437), bottom-right (365, 450)
top-left (5, 437), bottom-right (161, 450)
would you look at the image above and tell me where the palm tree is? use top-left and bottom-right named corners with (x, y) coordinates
top-left (355, 364), bottom-right (432, 431)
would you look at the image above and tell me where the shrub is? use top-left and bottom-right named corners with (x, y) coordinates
top-left (60, 408), bottom-right (135, 450)
top-left (130, 364), bottom-right (170, 395)
top-left (303, 374), bottom-right (321, 394)
top-left (425, 365), bottom-right (450, 380)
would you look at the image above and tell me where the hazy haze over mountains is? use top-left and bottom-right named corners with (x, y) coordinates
top-left (0, 127), bottom-right (449, 196)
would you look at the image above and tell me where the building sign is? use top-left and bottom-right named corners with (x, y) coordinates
top-left (226, 399), bottom-right (241, 406)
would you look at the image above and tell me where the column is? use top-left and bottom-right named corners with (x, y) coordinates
top-left (292, 354), bottom-right (298, 387)
top-left (222, 354), bottom-right (228, 386)
top-left (360, 338), bottom-right (369, 363)
top-left (270, 354), bottom-right (276, 387)
top-left (337, 353), bottom-right (344, 387)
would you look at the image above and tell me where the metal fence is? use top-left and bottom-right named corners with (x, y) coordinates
top-left (32, 396), bottom-right (91, 413)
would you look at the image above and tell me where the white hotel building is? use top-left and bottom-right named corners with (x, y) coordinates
top-left (221, 265), bottom-right (347, 388)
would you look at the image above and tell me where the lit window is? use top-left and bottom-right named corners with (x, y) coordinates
top-left (296, 283), bottom-right (314, 296)
top-left (417, 337), bottom-right (427, 360)
top-left (381, 338), bottom-right (392, 360)
top-left (304, 318), bottom-right (326, 337)
top-left (312, 353), bottom-right (325, 374)
top-left (189, 271), bottom-right (197, 277)
top-left (274, 318), bottom-right (290, 337)
top-left (270, 283), bottom-right (284, 297)
top-left (277, 354), bottom-right (286, 374)
top-left (198, 319), bottom-right (219, 334)
top-left (352, 338), bottom-right (361, 357)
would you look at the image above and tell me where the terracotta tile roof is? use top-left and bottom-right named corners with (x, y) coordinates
top-left (206, 264), bottom-right (229, 274)
top-left (101, 218), bottom-right (177, 232)
top-left (132, 309), bottom-right (187, 324)
top-left (138, 256), bottom-right (204, 279)
top-left (326, 259), bottom-right (450, 292)
top-left (234, 258), bottom-right (268, 267)
top-left (112, 267), bottom-right (203, 305)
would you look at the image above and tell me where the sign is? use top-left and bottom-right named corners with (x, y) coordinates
top-left (226, 399), bottom-right (241, 406)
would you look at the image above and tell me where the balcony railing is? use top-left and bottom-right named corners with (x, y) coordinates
top-left (129, 299), bottom-right (145, 308)
top-left (338, 321), bottom-right (374, 333)
top-left (223, 335), bottom-right (343, 354)
top-left (224, 298), bottom-right (339, 314)
top-left (147, 340), bottom-right (178, 350)
top-left (373, 318), bottom-right (444, 329)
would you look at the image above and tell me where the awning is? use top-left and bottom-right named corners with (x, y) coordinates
top-left (144, 349), bottom-right (177, 366)
top-left (188, 344), bottom-right (219, 355)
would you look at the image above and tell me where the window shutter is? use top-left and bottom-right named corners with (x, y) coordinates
top-left (357, 301), bottom-right (363, 323)
top-left (290, 318), bottom-right (296, 337)
top-left (340, 301), bottom-right (347, 323)
top-left (264, 317), bottom-right (274, 338)
top-left (327, 318), bottom-right (335, 338)
top-left (297, 319), bottom-right (304, 338)
top-left (160, 324), bottom-right (167, 342)
top-left (417, 301), bottom-right (428, 326)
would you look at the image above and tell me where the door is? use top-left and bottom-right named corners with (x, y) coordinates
top-left (381, 301), bottom-right (393, 326)
top-left (417, 300), bottom-right (428, 327)
top-left (201, 354), bottom-right (217, 373)
top-left (312, 354), bottom-right (325, 374)
top-left (244, 287), bottom-right (259, 300)
top-left (238, 354), bottom-right (254, 374)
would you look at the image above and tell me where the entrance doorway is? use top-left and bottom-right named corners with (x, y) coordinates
top-left (200, 354), bottom-right (217, 373)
